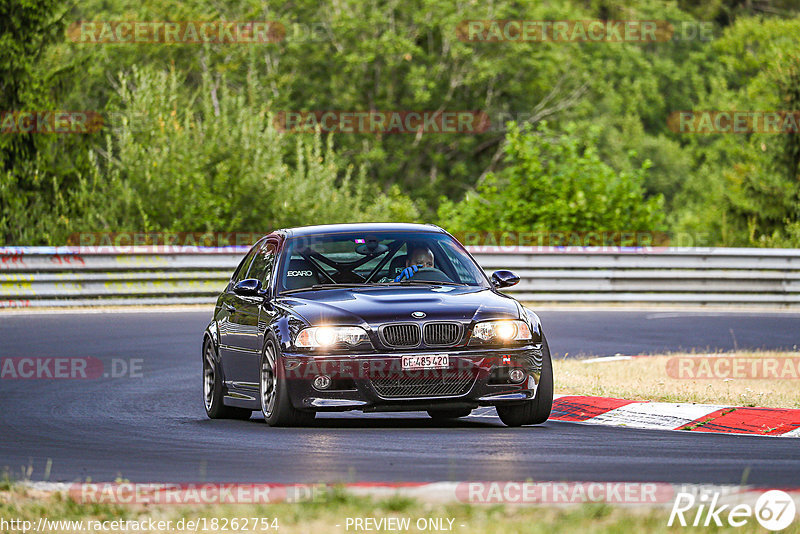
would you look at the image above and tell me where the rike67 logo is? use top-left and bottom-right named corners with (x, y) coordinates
top-left (669, 489), bottom-right (796, 531)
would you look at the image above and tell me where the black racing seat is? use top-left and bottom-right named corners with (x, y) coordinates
top-left (284, 258), bottom-right (320, 290)
top-left (387, 254), bottom-right (408, 278)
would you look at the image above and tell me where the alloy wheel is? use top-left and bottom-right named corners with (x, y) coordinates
top-left (260, 343), bottom-right (277, 417)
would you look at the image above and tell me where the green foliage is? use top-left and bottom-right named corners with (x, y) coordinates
top-left (66, 66), bottom-right (420, 237)
top-left (0, 0), bottom-right (96, 243)
top-left (2, 0), bottom-right (800, 246)
top-left (670, 16), bottom-right (800, 246)
top-left (438, 122), bottom-right (664, 233)
top-left (0, 0), bottom-right (67, 158)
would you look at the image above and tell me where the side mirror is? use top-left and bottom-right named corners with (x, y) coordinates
top-left (491, 270), bottom-right (520, 288)
top-left (233, 278), bottom-right (265, 297)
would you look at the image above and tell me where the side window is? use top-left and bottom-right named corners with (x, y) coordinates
top-left (246, 243), bottom-right (276, 287)
top-left (231, 241), bottom-right (262, 285)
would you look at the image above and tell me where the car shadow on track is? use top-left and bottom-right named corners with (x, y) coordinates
top-left (309, 415), bottom-right (500, 429)
top-left (192, 411), bottom-right (554, 431)
top-left (257, 413), bottom-right (551, 430)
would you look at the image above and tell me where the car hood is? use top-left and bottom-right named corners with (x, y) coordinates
top-left (276, 285), bottom-right (522, 327)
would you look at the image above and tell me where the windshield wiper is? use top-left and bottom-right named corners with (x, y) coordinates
top-left (379, 280), bottom-right (464, 286)
top-left (281, 283), bottom-right (372, 294)
top-left (282, 280), bottom-right (469, 294)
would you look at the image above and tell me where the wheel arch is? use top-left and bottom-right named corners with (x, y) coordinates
top-left (202, 323), bottom-right (228, 386)
top-left (203, 321), bottom-right (220, 358)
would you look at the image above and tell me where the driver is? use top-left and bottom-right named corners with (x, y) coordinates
top-left (394, 246), bottom-right (434, 281)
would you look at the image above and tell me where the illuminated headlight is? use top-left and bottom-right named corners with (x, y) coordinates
top-left (471, 320), bottom-right (532, 343)
top-left (295, 326), bottom-right (370, 348)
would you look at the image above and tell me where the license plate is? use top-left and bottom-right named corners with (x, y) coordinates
top-left (402, 354), bottom-right (449, 370)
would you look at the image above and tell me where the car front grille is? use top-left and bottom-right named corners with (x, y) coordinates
top-left (381, 324), bottom-right (420, 347)
top-left (371, 369), bottom-right (475, 398)
top-left (423, 322), bottom-right (462, 346)
top-left (524, 345), bottom-right (544, 371)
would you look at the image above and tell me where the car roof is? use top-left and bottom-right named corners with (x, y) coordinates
top-left (277, 223), bottom-right (446, 238)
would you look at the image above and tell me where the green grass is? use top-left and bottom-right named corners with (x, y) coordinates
top-left (1, 483), bottom-right (797, 533)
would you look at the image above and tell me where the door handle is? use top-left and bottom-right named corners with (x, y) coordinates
top-left (223, 303), bottom-right (236, 312)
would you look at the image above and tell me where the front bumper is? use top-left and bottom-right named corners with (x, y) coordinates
top-left (281, 345), bottom-right (544, 412)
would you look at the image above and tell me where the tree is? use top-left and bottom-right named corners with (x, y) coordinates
top-left (670, 16), bottom-right (800, 246)
top-left (437, 122), bottom-right (664, 235)
top-left (0, 0), bottom-right (94, 244)
top-left (68, 66), bottom-right (419, 237)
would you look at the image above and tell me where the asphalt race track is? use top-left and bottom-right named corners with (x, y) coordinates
top-left (0, 309), bottom-right (798, 486)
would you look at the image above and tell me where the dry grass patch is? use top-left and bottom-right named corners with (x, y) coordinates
top-left (555, 351), bottom-right (800, 409)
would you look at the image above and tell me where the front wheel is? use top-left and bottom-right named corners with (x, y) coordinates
top-left (496, 334), bottom-right (554, 427)
top-left (260, 338), bottom-right (315, 427)
top-left (203, 340), bottom-right (252, 420)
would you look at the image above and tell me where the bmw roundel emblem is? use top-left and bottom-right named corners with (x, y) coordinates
top-left (412, 311), bottom-right (426, 318)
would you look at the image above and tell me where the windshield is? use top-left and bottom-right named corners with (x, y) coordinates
top-left (277, 231), bottom-right (489, 293)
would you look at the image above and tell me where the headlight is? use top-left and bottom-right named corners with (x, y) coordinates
top-left (471, 320), bottom-right (532, 343)
top-left (295, 326), bottom-right (370, 348)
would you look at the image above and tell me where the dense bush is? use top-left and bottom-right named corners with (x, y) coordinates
top-left (438, 122), bottom-right (664, 233)
top-left (1, 65), bottom-right (420, 244)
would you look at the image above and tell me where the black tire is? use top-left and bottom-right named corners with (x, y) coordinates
top-left (496, 334), bottom-right (554, 427)
top-left (203, 340), bottom-right (252, 420)
top-left (260, 337), bottom-right (316, 427)
top-left (427, 408), bottom-right (473, 420)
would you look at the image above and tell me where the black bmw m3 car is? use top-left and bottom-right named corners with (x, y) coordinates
top-left (202, 223), bottom-right (553, 427)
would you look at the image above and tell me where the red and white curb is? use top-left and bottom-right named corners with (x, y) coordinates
top-left (21, 481), bottom-right (800, 509)
top-left (468, 394), bottom-right (800, 436)
top-left (550, 394), bottom-right (800, 436)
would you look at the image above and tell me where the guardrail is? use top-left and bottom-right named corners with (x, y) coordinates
top-left (1, 246), bottom-right (799, 308)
